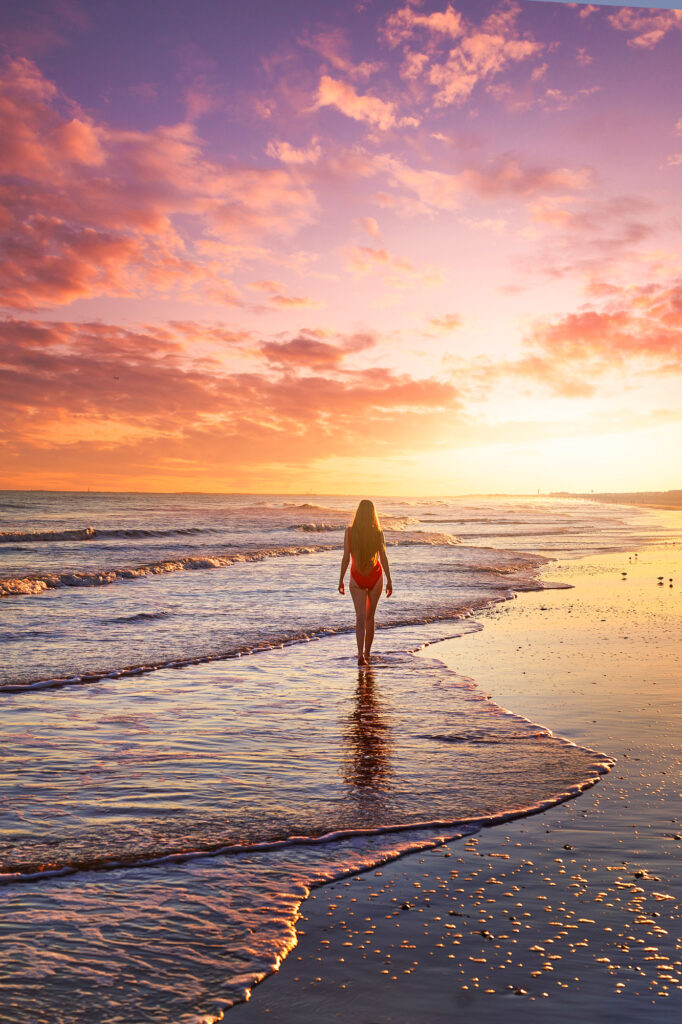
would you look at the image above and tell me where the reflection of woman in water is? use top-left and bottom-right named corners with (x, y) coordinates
top-left (338, 499), bottom-right (393, 666)
top-left (343, 668), bottom-right (391, 793)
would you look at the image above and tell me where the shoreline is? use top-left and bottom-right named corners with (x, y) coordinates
top-left (231, 543), bottom-right (682, 1021)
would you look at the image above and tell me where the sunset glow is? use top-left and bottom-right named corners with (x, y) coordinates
top-left (1, 0), bottom-right (681, 493)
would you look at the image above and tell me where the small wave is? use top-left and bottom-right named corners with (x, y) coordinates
top-left (0, 544), bottom-right (331, 598)
top-left (108, 611), bottom-right (172, 624)
top-left (0, 603), bottom-right (496, 694)
top-left (280, 502), bottom-right (350, 513)
top-left (0, 525), bottom-right (206, 545)
top-left (0, 764), bottom-right (612, 886)
top-left (389, 530), bottom-right (460, 546)
top-left (418, 730), bottom-right (550, 745)
top-left (295, 523), bottom-right (340, 533)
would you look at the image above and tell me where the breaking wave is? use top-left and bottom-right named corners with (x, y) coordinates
top-left (0, 544), bottom-right (330, 597)
top-left (0, 525), bottom-right (206, 544)
top-left (0, 532), bottom-right (463, 598)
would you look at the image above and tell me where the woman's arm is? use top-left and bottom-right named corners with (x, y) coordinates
top-left (338, 527), bottom-right (350, 594)
top-left (378, 532), bottom-right (393, 597)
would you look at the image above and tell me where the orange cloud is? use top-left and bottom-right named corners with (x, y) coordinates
top-left (248, 279), bottom-right (323, 309)
top-left (0, 317), bottom-right (465, 488)
top-left (343, 244), bottom-right (440, 289)
top-left (429, 314), bottom-right (463, 333)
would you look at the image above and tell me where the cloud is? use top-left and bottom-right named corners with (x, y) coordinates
top-left (429, 314), bottom-right (463, 333)
top-left (384, 2), bottom-right (544, 107)
top-left (531, 287), bottom-right (682, 366)
top-left (525, 194), bottom-right (656, 283)
top-left (608, 8), bottom-right (682, 50)
top-left (266, 138), bottom-right (322, 165)
top-left (300, 28), bottom-right (382, 80)
top-left (382, 3), bottom-right (465, 46)
top-left (0, 0), bottom-right (89, 58)
top-left (485, 279), bottom-right (682, 398)
top-left (0, 317), bottom-right (464, 484)
top-left (540, 84), bottom-right (600, 113)
top-left (0, 57), bottom-right (318, 310)
top-left (342, 244), bottom-right (440, 289)
top-left (375, 153), bottom-right (590, 216)
top-left (261, 331), bottom-right (376, 369)
top-left (314, 74), bottom-right (417, 131)
top-left (248, 280), bottom-right (323, 309)
top-left (360, 216), bottom-right (380, 239)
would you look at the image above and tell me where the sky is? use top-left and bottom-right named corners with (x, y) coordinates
top-left (0, 0), bottom-right (681, 495)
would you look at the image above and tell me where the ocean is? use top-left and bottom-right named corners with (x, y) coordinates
top-left (0, 492), bottom-right (675, 1023)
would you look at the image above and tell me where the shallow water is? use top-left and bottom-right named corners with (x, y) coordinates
top-left (0, 493), bottom-right (677, 1022)
top-left (1, 628), bottom-right (610, 1024)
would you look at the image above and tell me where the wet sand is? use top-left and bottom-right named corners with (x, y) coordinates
top-left (231, 544), bottom-right (682, 1022)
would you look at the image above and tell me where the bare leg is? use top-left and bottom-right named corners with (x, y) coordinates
top-left (350, 580), bottom-right (368, 664)
top-left (363, 578), bottom-right (383, 661)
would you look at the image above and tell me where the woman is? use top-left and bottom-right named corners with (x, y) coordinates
top-left (338, 499), bottom-right (393, 666)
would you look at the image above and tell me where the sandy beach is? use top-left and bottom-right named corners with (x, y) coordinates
top-left (232, 542), bottom-right (682, 1022)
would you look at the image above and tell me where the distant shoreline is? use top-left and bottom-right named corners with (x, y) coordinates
top-left (551, 491), bottom-right (682, 511)
top-left (1, 488), bottom-right (681, 507)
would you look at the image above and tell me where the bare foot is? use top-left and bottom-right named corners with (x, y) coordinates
top-left (363, 652), bottom-right (372, 664)
top-left (357, 655), bottom-right (368, 666)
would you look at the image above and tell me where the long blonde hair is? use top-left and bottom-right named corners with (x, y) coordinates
top-left (350, 499), bottom-right (382, 569)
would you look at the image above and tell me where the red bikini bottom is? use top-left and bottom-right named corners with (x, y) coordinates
top-left (350, 561), bottom-right (382, 590)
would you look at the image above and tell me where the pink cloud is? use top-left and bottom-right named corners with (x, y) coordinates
top-left (382, 4), bottom-right (465, 46)
top-left (484, 280), bottom-right (682, 398)
top-left (374, 153), bottom-right (590, 216)
top-left (0, 1), bottom-right (89, 59)
top-left (608, 8), bottom-right (682, 50)
top-left (266, 138), bottom-right (322, 165)
top-left (343, 244), bottom-right (440, 289)
top-left (531, 287), bottom-right (682, 365)
top-left (526, 194), bottom-right (656, 283)
top-left (384, 2), bottom-right (544, 107)
top-left (300, 28), bottom-right (382, 80)
top-left (314, 74), bottom-right (418, 131)
top-left (0, 58), bottom-right (318, 311)
top-left (248, 280), bottom-right (322, 309)
top-left (359, 216), bottom-right (380, 239)
top-left (261, 331), bottom-right (375, 370)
